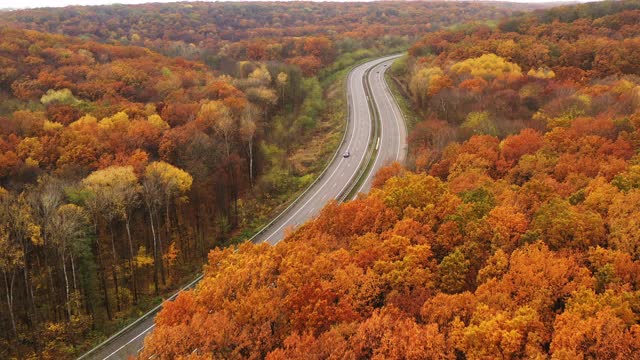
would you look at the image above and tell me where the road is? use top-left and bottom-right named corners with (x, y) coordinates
top-left (255, 54), bottom-right (404, 245)
top-left (357, 59), bottom-right (407, 194)
top-left (80, 54), bottom-right (407, 360)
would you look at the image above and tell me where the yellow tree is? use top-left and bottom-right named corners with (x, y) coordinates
top-left (551, 289), bottom-right (640, 358)
top-left (456, 305), bottom-right (547, 359)
top-left (82, 166), bottom-right (142, 303)
top-left (197, 100), bottom-right (234, 157)
top-left (607, 189), bottom-right (640, 259)
top-left (409, 66), bottom-right (447, 109)
top-left (142, 161), bottom-right (192, 293)
top-left (277, 71), bottom-right (288, 107)
top-left (0, 188), bottom-right (41, 336)
top-left (451, 53), bottom-right (522, 80)
top-left (532, 199), bottom-right (606, 251)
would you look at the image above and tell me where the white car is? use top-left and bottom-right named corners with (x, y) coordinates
top-left (343, 151), bottom-right (350, 158)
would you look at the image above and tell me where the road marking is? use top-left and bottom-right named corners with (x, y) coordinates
top-left (376, 137), bottom-right (380, 150)
top-left (334, 63), bottom-right (376, 200)
top-left (104, 324), bottom-right (156, 360)
top-left (379, 64), bottom-right (405, 163)
top-left (355, 61), bottom-right (388, 195)
top-left (354, 57), bottom-right (405, 195)
top-left (262, 60), bottom-right (373, 243)
top-left (85, 54), bottom-right (405, 360)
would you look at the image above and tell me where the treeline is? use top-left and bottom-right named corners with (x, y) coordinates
top-left (390, 0), bottom-right (640, 169)
top-left (0, 26), bottom-right (313, 358)
top-left (141, 129), bottom-right (640, 358)
top-left (0, 1), bottom-right (527, 357)
top-left (142, 1), bottom-right (640, 358)
top-left (0, 1), bottom-right (529, 72)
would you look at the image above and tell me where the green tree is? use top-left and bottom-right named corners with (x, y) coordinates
top-left (461, 111), bottom-right (498, 136)
top-left (438, 249), bottom-right (470, 294)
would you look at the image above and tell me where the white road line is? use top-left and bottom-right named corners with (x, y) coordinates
top-left (355, 61), bottom-right (389, 195)
top-left (262, 65), bottom-right (369, 243)
top-left (379, 64), bottom-right (405, 162)
top-left (104, 324), bottom-right (156, 360)
top-left (334, 68), bottom-right (374, 200)
top-left (354, 56), bottom-right (406, 195)
top-left (88, 55), bottom-right (405, 360)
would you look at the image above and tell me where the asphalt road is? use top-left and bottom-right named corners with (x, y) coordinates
top-left (357, 59), bottom-right (408, 194)
top-left (256, 54), bottom-right (404, 245)
top-left (80, 54), bottom-right (407, 360)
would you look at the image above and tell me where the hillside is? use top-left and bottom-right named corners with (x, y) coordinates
top-left (0, 1), bottom-right (531, 358)
top-left (141, 1), bottom-right (640, 358)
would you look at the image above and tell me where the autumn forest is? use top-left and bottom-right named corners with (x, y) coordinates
top-left (1, 0), bottom-right (640, 359)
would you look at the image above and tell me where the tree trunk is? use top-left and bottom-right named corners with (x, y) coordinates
top-left (70, 255), bottom-right (77, 291)
top-left (148, 208), bottom-right (159, 296)
top-left (248, 138), bottom-right (254, 188)
top-left (42, 231), bottom-right (58, 322)
top-left (21, 249), bottom-right (34, 328)
top-left (195, 207), bottom-right (204, 259)
top-left (4, 271), bottom-right (17, 337)
top-left (44, 249), bottom-right (58, 321)
top-left (70, 254), bottom-right (80, 313)
top-left (109, 224), bottom-right (121, 312)
top-left (155, 206), bottom-right (166, 286)
top-left (61, 250), bottom-right (71, 320)
top-left (224, 135), bottom-right (230, 159)
top-left (124, 216), bottom-right (138, 304)
top-left (164, 200), bottom-right (171, 280)
top-left (234, 183), bottom-right (239, 229)
top-left (93, 221), bottom-right (112, 321)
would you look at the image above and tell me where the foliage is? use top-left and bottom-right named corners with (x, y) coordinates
top-left (0, 0), bottom-right (613, 358)
top-left (141, 2), bottom-right (640, 358)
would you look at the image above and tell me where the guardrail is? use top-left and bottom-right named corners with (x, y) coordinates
top-left (77, 58), bottom-right (378, 360)
top-left (339, 55), bottom-right (402, 201)
top-left (245, 63), bottom-right (356, 244)
top-left (77, 273), bottom-right (203, 360)
top-left (337, 62), bottom-right (380, 201)
top-left (246, 55), bottom-right (401, 242)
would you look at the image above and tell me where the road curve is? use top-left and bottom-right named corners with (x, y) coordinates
top-left (255, 54), bottom-right (402, 245)
top-left (79, 54), bottom-right (407, 360)
top-left (357, 58), bottom-right (408, 194)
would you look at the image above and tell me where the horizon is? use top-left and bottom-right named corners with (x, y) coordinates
top-left (3, 0), bottom-right (590, 11)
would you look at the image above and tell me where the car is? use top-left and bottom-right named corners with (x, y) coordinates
top-left (343, 151), bottom-right (350, 158)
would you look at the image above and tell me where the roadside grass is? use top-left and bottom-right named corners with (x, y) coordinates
top-left (238, 53), bottom-right (403, 241)
top-left (78, 53), bottom-right (400, 358)
top-left (342, 64), bottom-right (380, 200)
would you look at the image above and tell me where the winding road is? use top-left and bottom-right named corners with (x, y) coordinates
top-left (79, 54), bottom-right (407, 360)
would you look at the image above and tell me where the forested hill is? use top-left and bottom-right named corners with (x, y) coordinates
top-left (0, 25), bottom-right (283, 357)
top-left (141, 1), bottom-right (640, 358)
top-left (0, 1), bottom-right (533, 358)
top-left (1, 2), bottom-right (529, 41)
top-left (0, 2), bottom-right (530, 71)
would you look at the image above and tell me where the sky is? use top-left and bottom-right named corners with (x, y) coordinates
top-left (2, 0), bottom-right (194, 8)
top-left (2, 0), bottom-right (583, 10)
